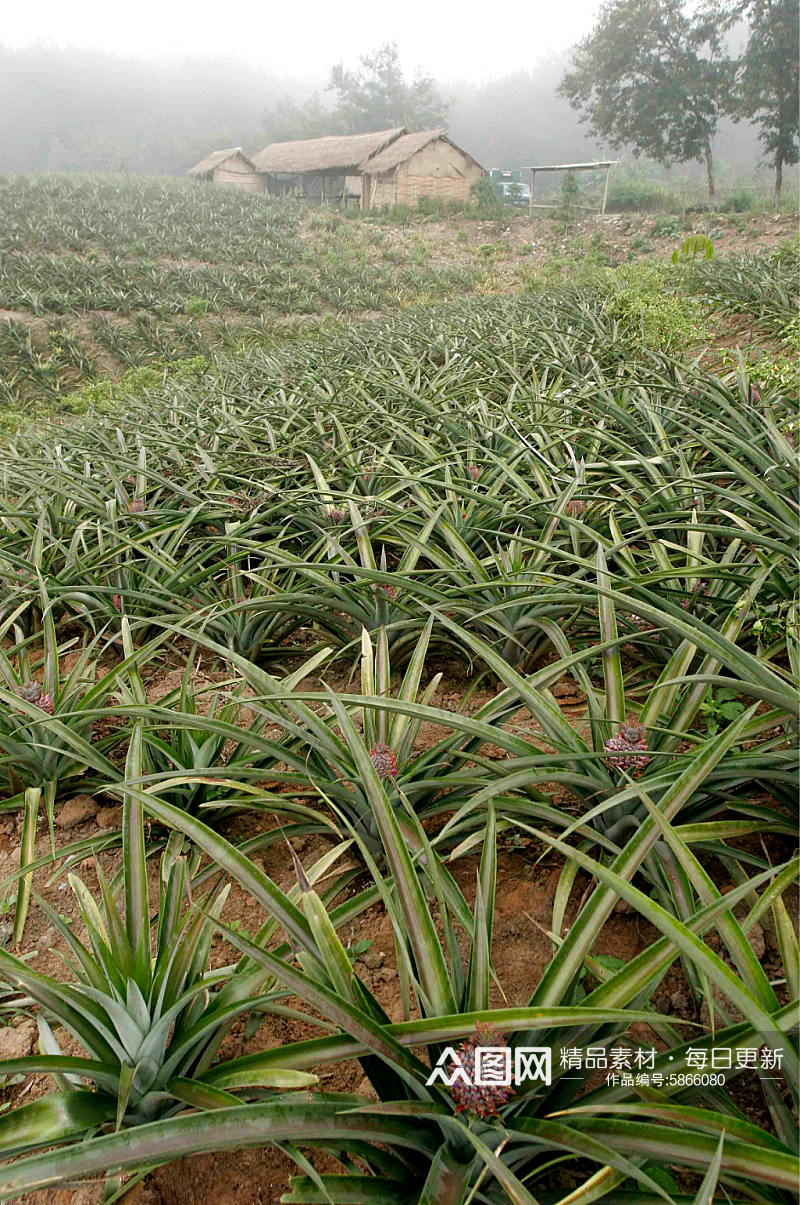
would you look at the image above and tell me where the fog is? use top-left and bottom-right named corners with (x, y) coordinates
top-left (0, 40), bottom-right (766, 186)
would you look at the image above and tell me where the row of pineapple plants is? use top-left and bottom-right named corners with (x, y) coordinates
top-left (0, 280), bottom-right (795, 1199)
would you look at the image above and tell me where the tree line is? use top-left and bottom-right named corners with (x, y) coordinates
top-left (558, 0), bottom-right (798, 208)
top-left (0, 2), bottom-right (795, 205)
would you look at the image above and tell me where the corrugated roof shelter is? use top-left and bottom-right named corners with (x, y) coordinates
top-left (359, 130), bottom-right (485, 210)
top-left (251, 128), bottom-right (407, 201)
top-left (187, 148), bottom-right (264, 193)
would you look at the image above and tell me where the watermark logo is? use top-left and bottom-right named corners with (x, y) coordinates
top-left (425, 1043), bottom-right (783, 1091)
top-left (426, 1046), bottom-right (552, 1088)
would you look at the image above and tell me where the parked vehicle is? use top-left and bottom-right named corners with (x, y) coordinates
top-left (489, 169), bottom-right (531, 207)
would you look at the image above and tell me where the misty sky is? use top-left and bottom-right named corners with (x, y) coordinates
top-left (3, 0), bottom-right (601, 82)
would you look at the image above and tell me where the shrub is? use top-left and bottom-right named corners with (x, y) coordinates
top-left (719, 188), bottom-right (758, 213)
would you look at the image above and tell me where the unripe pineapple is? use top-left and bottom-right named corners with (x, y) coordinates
top-left (37, 693), bottom-right (55, 715)
top-left (604, 720), bottom-right (649, 777)
top-left (369, 744), bottom-right (397, 780)
top-left (447, 1022), bottom-right (511, 1117)
top-left (467, 465), bottom-right (481, 481)
top-left (566, 498), bottom-right (585, 517)
top-left (112, 594), bottom-right (122, 611)
top-left (327, 507), bottom-right (346, 525)
top-left (129, 498), bottom-right (145, 514)
top-left (373, 582), bottom-right (396, 601)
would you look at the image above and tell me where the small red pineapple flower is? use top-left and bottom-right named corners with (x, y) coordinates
top-left (373, 582), bottom-right (396, 601)
top-left (467, 464), bottom-right (481, 481)
top-left (112, 594), bottom-right (122, 611)
top-left (369, 744), bottom-right (397, 780)
top-left (448, 1022), bottom-right (511, 1118)
top-left (749, 384), bottom-right (762, 403)
top-left (604, 720), bottom-right (649, 777)
top-left (129, 498), bottom-right (145, 514)
top-left (37, 693), bottom-right (55, 715)
top-left (566, 498), bottom-right (585, 517)
top-left (327, 507), bottom-right (346, 525)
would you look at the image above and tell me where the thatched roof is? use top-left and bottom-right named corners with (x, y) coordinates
top-left (188, 148), bottom-right (256, 176)
top-left (359, 130), bottom-right (483, 174)
top-left (251, 128), bottom-right (407, 174)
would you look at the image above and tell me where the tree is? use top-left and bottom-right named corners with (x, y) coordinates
top-left (262, 93), bottom-right (333, 144)
top-left (736, 0), bottom-right (799, 208)
top-left (558, 0), bottom-right (735, 207)
top-left (328, 42), bottom-right (450, 134)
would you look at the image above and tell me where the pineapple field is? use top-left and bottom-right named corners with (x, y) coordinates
top-left (0, 173), bottom-right (797, 1205)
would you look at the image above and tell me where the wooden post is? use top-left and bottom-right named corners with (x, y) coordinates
top-left (369, 175), bottom-right (378, 212)
top-left (529, 170), bottom-right (535, 218)
top-left (601, 165), bottom-right (610, 215)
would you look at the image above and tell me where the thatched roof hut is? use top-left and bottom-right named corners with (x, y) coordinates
top-left (359, 131), bottom-right (485, 210)
top-left (187, 148), bottom-right (264, 193)
top-left (252, 128), bottom-right (408, 200)
top-left (252, 128), bottom-right (407, 175)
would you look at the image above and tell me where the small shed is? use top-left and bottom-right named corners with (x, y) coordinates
top-left (359, 131), bottom-right (485, 210)
top-left (187, 148), bottom-right (264, 193)
top-left (251, 128), bottom-right (407, 201)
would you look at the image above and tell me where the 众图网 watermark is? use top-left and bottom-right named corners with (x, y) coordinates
top-left (428, 1046), bottom-right (552, 1088)
top-left (425, 1043), bottom-right (784, 1090)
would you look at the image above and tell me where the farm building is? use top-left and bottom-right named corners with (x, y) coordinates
top-left (251, 128), bottom-right (407, 201)
top-left (359, 130), bottom-right (485, 210)
top-left (187, 148), bottom-right (264, 193)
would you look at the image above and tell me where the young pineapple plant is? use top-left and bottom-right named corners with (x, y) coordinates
top-left (0, 610), bottom-right (171, 945)
top-left (196, 536), bottom-right (311, 665)
top-left (245, 495), bottom-right (440, 665)
top-left (0, 726), bottom-right (318, 1198)
top-left (415, 514), bottom-right (586, 676)
top-left (124, 648), bottom-right (335, 832)
top-left (155, 613), bottom-right (494, 863)
top-left (422, 543), bottom-right (797, 971)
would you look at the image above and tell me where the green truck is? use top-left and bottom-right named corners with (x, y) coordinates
top-left (488, 169), bottom-right (531, 207)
